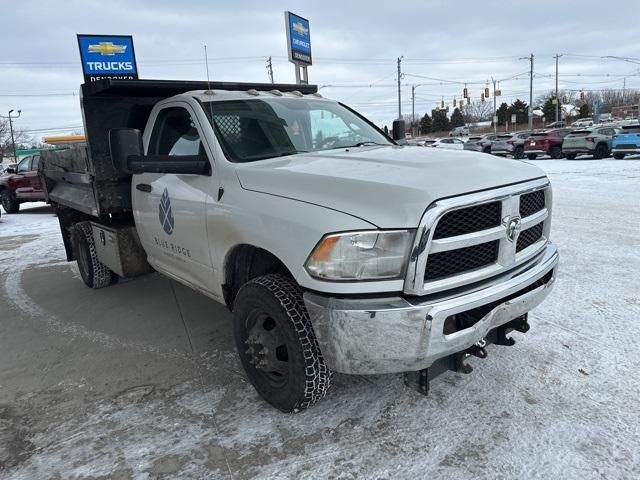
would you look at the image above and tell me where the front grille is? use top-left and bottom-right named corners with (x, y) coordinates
top-left (433, 202), bottom-right (501, 239)
top-left (614, 144), bottom-right (638, 149)
top-left (519, 190), bottom-right (545, 217)
top-left (424, 241), bottom-right (499, 281)
top-left (516, 222), bottom-right (544, 252)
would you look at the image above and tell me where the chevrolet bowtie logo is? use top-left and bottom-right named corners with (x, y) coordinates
top-left (88, 42), bottom-right (127, 56)
top-left (292, 22), bottom-right (308, 36)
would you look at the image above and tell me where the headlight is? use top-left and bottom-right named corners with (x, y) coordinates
top-left (305, 230), bottom-right (414, 281)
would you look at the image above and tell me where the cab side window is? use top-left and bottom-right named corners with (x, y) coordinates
top-left (31, 155), bottom-right (40, 171)
top-left (16, 156), bottom-right (31, 173)
top-left (149, 107), bottom-right (205, 157)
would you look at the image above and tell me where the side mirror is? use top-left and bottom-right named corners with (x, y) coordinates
top-left (5, 167), bottom-right (16, 174)
top-left (109, 128), bottom-right (143, 174)
top-left (392, 119), bottom-right (406, 141)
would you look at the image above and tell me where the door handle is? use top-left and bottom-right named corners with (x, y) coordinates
top-left (136, 183), bottom-right (152, 192)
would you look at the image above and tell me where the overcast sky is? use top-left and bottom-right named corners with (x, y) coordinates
top-left (2, 0), bottom-right (640, 139)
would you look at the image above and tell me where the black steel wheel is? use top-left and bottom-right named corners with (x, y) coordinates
top-left (72, 222), bottom-right (117, 289)
top-left (1, 190), bottom-right (19, 213)
top-left (234, 274), bottom-right (332, 412)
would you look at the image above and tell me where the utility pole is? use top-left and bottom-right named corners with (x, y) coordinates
top-left (411, 85), bottom-right (416, 132)
top-left (266, 56), bottom-right (274, 84)
top-left (1, 109), bottom-right (21, 161)
top-left (397, 56), bottom-right (403, 119)
top-left (623, 77), bottom-right (626, 104)
top-left (526, 54), bottom-right (534, 131)
top-left (492, 77), bottom-right (497, 134)
top-left (554, 54), bottom-right (562, 123)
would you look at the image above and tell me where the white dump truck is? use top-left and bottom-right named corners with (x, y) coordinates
top-left (40, 79), bottom-right (558, 412)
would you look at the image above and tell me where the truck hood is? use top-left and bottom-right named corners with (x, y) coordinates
top-left (235, 146), bottom-right (546, 228)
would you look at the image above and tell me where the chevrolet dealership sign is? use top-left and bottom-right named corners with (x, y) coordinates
top-left (77, 34), bottom-right (138, 83)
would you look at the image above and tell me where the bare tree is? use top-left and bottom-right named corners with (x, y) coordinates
top-left (462, 101), bottom-right (493, 123)
top-left (0, 118), bottom-right (31, 161)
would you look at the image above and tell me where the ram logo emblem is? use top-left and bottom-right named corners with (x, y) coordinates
top-left (159, 188), bottom-right (175, 235)
top-left (506, 216), bottom-right (522, 243)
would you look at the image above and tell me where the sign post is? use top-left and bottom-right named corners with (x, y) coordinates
top-left (77, 34), bottom-right (138, 83)
top-left (284, 12), bottom-right (311, 84)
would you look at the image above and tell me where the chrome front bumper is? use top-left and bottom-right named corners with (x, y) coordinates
top-left (304, 243), bottom-right (558, 375)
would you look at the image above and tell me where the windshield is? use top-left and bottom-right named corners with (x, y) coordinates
top-left (202, 98), bottom-right (392, 162)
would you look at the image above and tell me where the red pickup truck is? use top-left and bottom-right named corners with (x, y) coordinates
top-left (0, 154), bottom-right (45, 213)
top-left (524, 128), bottom-right (571, 159)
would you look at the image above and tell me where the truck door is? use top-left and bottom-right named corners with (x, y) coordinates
top-left (12, 156), bottom-right (33, 199)
top-left (26, 154), bottom-right (43, 196)
top-left (132, 103), bottom-right (215, 292)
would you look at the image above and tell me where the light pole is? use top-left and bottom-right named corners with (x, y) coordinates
top-left (411, 84), bottom-right (428, 136)
top-left (1, 109), bottom-right (21, 162)
top-left (520, 54), bottom-right (534, 131)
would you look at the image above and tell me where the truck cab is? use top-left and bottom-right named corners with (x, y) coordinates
top-left (41, 79), bottom-right (558, 412)
top-left (0, 153), bottom-right (44, 213)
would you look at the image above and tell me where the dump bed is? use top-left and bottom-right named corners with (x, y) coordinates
top-left (40, 78), bottom-right (318, 218)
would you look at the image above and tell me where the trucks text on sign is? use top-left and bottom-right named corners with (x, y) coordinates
top-left (77, 34), bottom-right (138, 83)
top-left (285, 12), bottom-right (312, 65)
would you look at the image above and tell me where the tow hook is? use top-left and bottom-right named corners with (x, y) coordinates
top-left (468, 338), bottom-right (488, 359)
top-left (496, 314), bottom-right (529, 346)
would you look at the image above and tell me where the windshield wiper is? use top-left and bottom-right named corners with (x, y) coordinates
top-left (329, 141), bottom-right (388, 150)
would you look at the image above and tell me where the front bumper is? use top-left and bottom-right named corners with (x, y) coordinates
top-left (612, 147), bottom-right (640, 154)
top-left (304, 242), bottom-right (558, 375)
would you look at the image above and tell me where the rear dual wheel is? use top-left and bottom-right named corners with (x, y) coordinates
top-left (72, 222), bottom-right (118, 289)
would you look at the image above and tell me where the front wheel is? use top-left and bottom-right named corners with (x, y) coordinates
top-left (234, 274), bottom-right (332, 412)
top-left (613, 153), bottom-right (625, 160)
top-left (527, 153), bottom-right (537, 160)
top-left (72, 222), bottom-right (117, 289)
top-left (1, 190), bottom-right (20, 213)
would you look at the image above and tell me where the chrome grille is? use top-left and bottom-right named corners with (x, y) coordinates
top-left (425, 241), bottom-right (499, 280)
top-left (433, 202), bottom-right (501, 239)
top-left (404, 178), bottom-right (552, 296)
top-left (520, 190), bottom-right (545, 217)
top-left (516, 222), bottom-right (544, 252)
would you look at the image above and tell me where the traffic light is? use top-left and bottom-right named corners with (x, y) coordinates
top-left (453, 98), bottom-right (457, 108)
top-left (484, 86), bottom-right (490, 98)
top-left (441, 99), bottom-right (445, 109)
top-left (481, 92), bottom-right (485, 102)
top-left (495, 89), bottom-right (502, 96)
top-left (466, 96), bottom-right (471, 105)
top-left (463, 87), bottom-right (468, 98)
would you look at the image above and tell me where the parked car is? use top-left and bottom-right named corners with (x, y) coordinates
top-left (611, 125), bottom-right (640, 159)
top-left (562, 127), bottom-right (619, 160)
top-left (449, 126), bottom-right (469, 137)
top-left (0, 154), bottom-right (45, 213)
top-left (427, 137), bottom-right (465, 150)
top-left (524, 129), bottom-right (571, 159)
top-left (490, 132), bottom-right (531, 159)
top-left (571, 118), bottom-right (594, 128)
top-left (546, 121), bottom-right (566, 128)
top-left (463, 134), bottom-right (498, 153)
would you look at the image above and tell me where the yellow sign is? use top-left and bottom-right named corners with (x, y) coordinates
top-left (88, 42), bottom-right (127, 56)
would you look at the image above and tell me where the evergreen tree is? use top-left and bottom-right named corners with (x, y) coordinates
top-left (450, 108), bottom-right (465, 128)
top-left (419, 113), bottom-right (432, 134)
top-left (542, 97), bottom-right (556, 121)
top-left (578, 103), bottom-right (591, 119)
top-left (431, 109), bottom-right (451, 132)
top-left (508, 99), bottom-right (529, 125)
top-left (496, 102), bottom-right (509, 126)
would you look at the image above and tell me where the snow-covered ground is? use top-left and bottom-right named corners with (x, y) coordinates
top-left (1, 161), bottom-right (639, 479)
